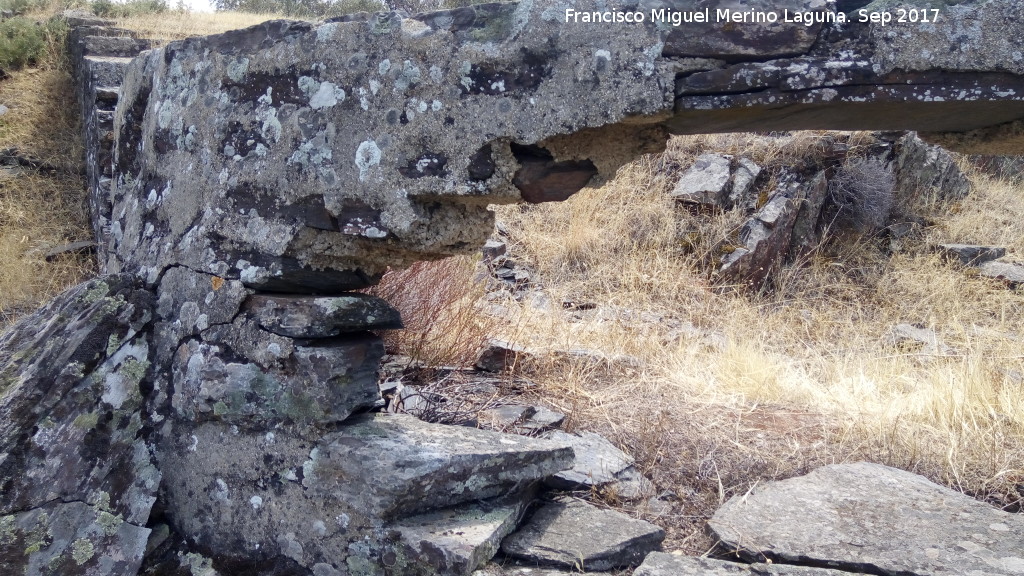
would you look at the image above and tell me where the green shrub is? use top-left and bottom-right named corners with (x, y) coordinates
top-left (0, 17), bottom-right (47, 70)
top-left (90, 0), bottom-right (167, 18)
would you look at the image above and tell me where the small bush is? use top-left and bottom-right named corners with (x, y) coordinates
top-left (91, 0), bottom-right (167, 18)
top-left (824, 156), bottom-right (896, 235)
top-left (366, 256), bottom-right (501, 367)
top-left (0, 16), bottom-right (52, 70)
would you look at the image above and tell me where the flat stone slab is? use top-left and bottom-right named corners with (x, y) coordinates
top-left (393, 494), bottom-right (532, 575)
top-left (501, 499), bottom-right (665, 571)
top-left (979, 261), bottom-right (1024, 287)
top-left (709, 462), bottom-right (1024, 576)
top-left (245, 293), bottom-right (402, 337)
top-left (634, 553), bottom-right (864, 575)
top-left (936, 244), bottom-right (1006, 266)
top-left (541, 430), bottom-right (650, 498)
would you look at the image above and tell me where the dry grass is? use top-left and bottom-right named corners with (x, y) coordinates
top-left (483, 132), bottom-right (1024, 553)
top-left (112, 9), bottom-right (294, 41)
top-left (0, 62), bottom-right (94, 327)
top-left (368, 256), bottom-right (510, 367)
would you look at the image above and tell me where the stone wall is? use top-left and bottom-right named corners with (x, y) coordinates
top-left (3, 1), bottom-right (1024, 575)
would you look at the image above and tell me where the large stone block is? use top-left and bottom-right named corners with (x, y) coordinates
top-left (107, 2), bottom-right (674, 291)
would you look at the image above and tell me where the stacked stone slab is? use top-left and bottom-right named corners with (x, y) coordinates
top-left (67, 13), bottom-right (153, 257)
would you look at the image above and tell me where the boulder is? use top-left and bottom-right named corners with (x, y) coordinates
top-left (709, 462), bottom-right (1024, 576)
top-left (107, 2), bottom-right (673, 291)
top-left (501, 499), bottom-right (665, 571)
top-left (892, 133), bottom-right (971, 203)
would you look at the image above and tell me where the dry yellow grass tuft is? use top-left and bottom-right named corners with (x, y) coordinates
top-left (0, 60), bottom-right (94, 327)
top-left (113, 10), bottom-right (293, 42)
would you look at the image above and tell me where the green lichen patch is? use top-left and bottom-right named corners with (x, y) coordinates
top-left (73, 411), bottom-right (100, 430)
top-left (71, 537), bottom-right (94, 565)
top-left (96, 511), bottom-right (123, 536)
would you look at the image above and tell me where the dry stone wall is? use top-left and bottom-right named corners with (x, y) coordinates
top-left (3, 1), bottom-right (1024, 575)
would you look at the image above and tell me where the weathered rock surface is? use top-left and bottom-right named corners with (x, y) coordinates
top-left (245, 293), bottom-right (402, 337)
top-left (634, 553), bottom-right (862, 575)
top-left (107, 1), bottom-right (673, 291)
top-left (542, 430), bottom-right (651, 500)
top-left (157, 414), bottom-right (574, 572)
top-left (893, 133), bottom-right (971, 203)
top-left (936, 243), bottom-right (1006, 266)
top-left (709, 462), bottom-right (1024, 575)
top-left (501, 499), bottom-right (665, 571)
top-left (476, 339), bottom-right (532, 373)
top-left (0, 276), bottom-right (158, 576)
top-left (394, 493), bottom-right (533, 575)
top-left (718, 173), bottom-right (828, 288)
top-left (978, 260), bottom-right (1024, 287)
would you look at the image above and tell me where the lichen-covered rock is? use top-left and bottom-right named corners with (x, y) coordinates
top-left (0, 276), bottom-right (158, 576)
top-left (108, 1), bottom-right (674, 291)
top-left (393, 493), bottom-right (534, 575)
top-left (0, 500), bottom-right (151, 576)
top-left (170, 334), bottom-right (384, 428)
top-left (671, 153), bottom-right (733, 206)
top-left (709, 462), bottom-right (1024, 576)
top-left (157, 414), bottom-right (574, 573)
top-left (500, 499), bottom-right (665, 571)
top-left (245, 293), bottom-right (402, 337)
top-left (892, 133), bottom-right (971, 203)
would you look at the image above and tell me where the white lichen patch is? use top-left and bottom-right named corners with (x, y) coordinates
top-left (355, 140), bottom-right (382, 182)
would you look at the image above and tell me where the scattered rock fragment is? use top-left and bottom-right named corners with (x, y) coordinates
top-left (936, 243), bottom-right (1006, 266)
top-left (476, 339), bottom-right (533, 372)
top-left (394, 493), bottom-right (533, 575)
top-left (634, 553), bottom-right (861, 575)
top-left (709, 462), bottom-right (1024, 576)
top-left (501, 499), bottom-right (665, 571)
top-left (885, 323), bottom-right (953, 355)
top-left (671, 153), bottom-right (733, 206)
top-left (978, 260), bottom-right (1024, 288)
top-left (543, 430), bottom-right (652, 500)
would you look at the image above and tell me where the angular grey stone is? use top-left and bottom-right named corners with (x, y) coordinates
top-left (541, 430), bottom-right (651, 500)
top-left (170, 334), bottom-right (383, 429)
top-left (392, 493), bottom-right (533, 575)
top-left (671, 154), bottom-right (733, 206)
top-left (718, 173), bottom-right (827, 289)
top-left (886, 323), bottom-right (953, 356)
top-left (634, 553), bottom-right (862, 576)
top-left (709, 462), bottom-right (1024, 576)
top-left (0, 276), bottom-right (158, 526)
top-left (978, 260), bottom-right (1024, 287)
top-left (516, 407), bottom-right (566, 435)
top-left (501, 499), bottom-right (665, 571)
top-left (893, 133), bottom-right (971, 203)
top-left (483, 239), bottom-right (508, 262)
top-left (728, 157), bottom-right (762, 209)
top-left (479, 405), bottom-right (537, 430)
top-left (158, 414), bottom-right (574, 569)
top-left (0, 500), bottom-right (151, 576)
top-left (543, 430), bottom-right (633, 489)
top-left (937, 244), bottom-right (1006, 266)
top-left (245, 293), bottom-right (402, 337)
top-left (476, 339), bottom-right (532, 373)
